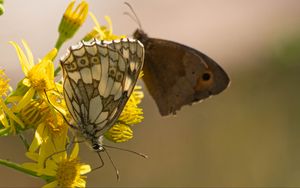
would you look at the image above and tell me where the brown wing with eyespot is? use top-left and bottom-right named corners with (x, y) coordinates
top-left (135, 32), bottom-right (230, 116)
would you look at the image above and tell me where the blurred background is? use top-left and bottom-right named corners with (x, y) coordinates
top-left (0, 0), bottom-right (300, 187)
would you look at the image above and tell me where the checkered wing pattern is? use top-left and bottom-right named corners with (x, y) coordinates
top-left (60, 38), bottom-right (144, 138)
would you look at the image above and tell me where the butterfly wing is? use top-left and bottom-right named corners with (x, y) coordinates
top-left (60, 39), bottom-right (144, 137)
top-left (101, 38), bottom-right (144, 81)
top-left (134, 30), bottom-right (229, 116)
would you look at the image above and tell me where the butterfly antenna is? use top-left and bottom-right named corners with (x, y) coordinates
top-left (104, 148), bottom-right (120, 180)
top-left (124, 2), bottom-right (143, 30)
top-left (44, 90), bottom-right (77, 130)
top-left (103, 144), bottom-right (148, 159)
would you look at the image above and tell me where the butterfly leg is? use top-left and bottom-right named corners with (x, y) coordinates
top-left (44, 89), bottom-right (78, 130)
top-left (92, 151), bottom-right (105, 171)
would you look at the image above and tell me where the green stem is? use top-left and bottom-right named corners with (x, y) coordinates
top-left (0, 159), bottom-right (53, 181)
top-left (0, 159), bottom-right (39, 177)
top-left (55, 34), bottom-right (65, 51)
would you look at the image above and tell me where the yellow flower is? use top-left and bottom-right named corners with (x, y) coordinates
top-left (28, 104), bottom-right (69, 155)
top-left (24, 111), bottom-right (69, 178)
top-left (19, 89), bottom-right (67, 129)
top-left (20, 99), bottom-right (49, 128)
top-left (0, 69), bottom-right (24, 130)
top-left (105, 85), bottom-right (144, 143)
top-left (104, 123), bottom-right (133, 143)
top-left (23, 143), bottom-right (91, 188)
top-left (10, 40), bottom-right (57, 113)
top-left (0, 69), bottom-right (9, 97)
top-left (0, 69), bottom-right (10, 128)
top-left (83, 12), bottom-right (126, 41)
top-left (56, 0), bottom-right (88, 49)
top-left (118, 85), bottom-right (144, 125)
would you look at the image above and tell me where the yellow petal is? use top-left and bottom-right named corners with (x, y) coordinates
top-left (74, 178), bottom-right (87, 187)
top-left (52, 150), bottom-right (67, 164)
top-left (22, 78), bottom-right (31, 87)
top-left (22, 163), bottom-right (39, 171)
top-left (0, 110), bottom-right (9, 128)
top-left (72, 1), bottom-right (82, 16)
top-left (55, 83), bottom-right (63, 93)
top-left (6, 95), bottom-right (22, 103)
top-left (14, 87), bottom-right (35, 112)
top-left (42, 180), bottom-right (58, 188)
top-left (9, 41), bottom-right (32, 75)
top-left (9, 118), bottom-right (16, 134)
top-left (89, 12), bottom-right (100, 30)
top-left (80, 164), bottom-right (91, 175)
top-left (45, 157), bottom-right (57, 169)
top-left (46, 60), bottom-right (55, 82)
top-left (0, 99), bottom-right (25, 128)
top-left (104, 16), bottom-right (113, 35)
top-left (77, 2), bottom-right (88, 24)
top-left (22, 40), bottom-right (34, 68)
top-left (64, 0), bottom-right (75, 16)
top-left (40, 167), bottom-right (57, 177)
top-left (25, 152), bottom-right (39, 161)
top-left (29, 123), bottom-right (45, 152)
top-left (43, 48), bottom-right (57, 62)
top-left (70, 142), bottom-right (79, 160)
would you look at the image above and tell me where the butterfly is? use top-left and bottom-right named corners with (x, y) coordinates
top-left (133, 29), bottom-right (230, 116)
top-left (60, 38), bottom-right (144, 151)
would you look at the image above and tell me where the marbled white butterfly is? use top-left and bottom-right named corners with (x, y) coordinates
top-left (60, 38), bottom-right (144, 152)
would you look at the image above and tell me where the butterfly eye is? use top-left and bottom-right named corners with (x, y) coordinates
top-left (116, 72), bottom-right (123, 82)
top-left (202, 72), bottom-right (211, 81)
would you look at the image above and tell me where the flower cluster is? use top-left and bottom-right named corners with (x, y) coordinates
top-left (0, 1), bottom-right (144, 187)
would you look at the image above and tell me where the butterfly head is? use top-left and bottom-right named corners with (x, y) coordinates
top-left (133, 29), bottom-right (148, 43)
top-left (89, 136), bottom-right (105, 152)
top-left (92, 143), bottom-right (104, 152)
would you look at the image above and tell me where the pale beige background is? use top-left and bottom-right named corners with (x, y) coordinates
top-left (0, 0), bottom-right (300, 187)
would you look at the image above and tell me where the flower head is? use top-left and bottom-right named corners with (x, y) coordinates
top-left (104, 123), bottom-right (133, 143)
top-left (56, 0), bottom-right (88, 49)
top-left (28, 99), bottom-right (69, 155)
top-left (0, 69), bottom-right (10, 128)
top-left (10, 40), bottom-right (57, 112)
top-left (19, 99), bottom-right (48, 128)
top-left (23, 143), bottom-right (91, 188)
top-left (0, 69), bottom-right (24, 130)
top-left (118, 85), bottom-right (144, 125)
top-left (105, 85), bottom-right (144, 143)
top-left (0, 69), bottom-right (10, 97)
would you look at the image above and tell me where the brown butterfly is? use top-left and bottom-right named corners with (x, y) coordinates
top-left (126, 3), bottom-right (230, 116)
top-left (133, 30), bottom-right (230, 116)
